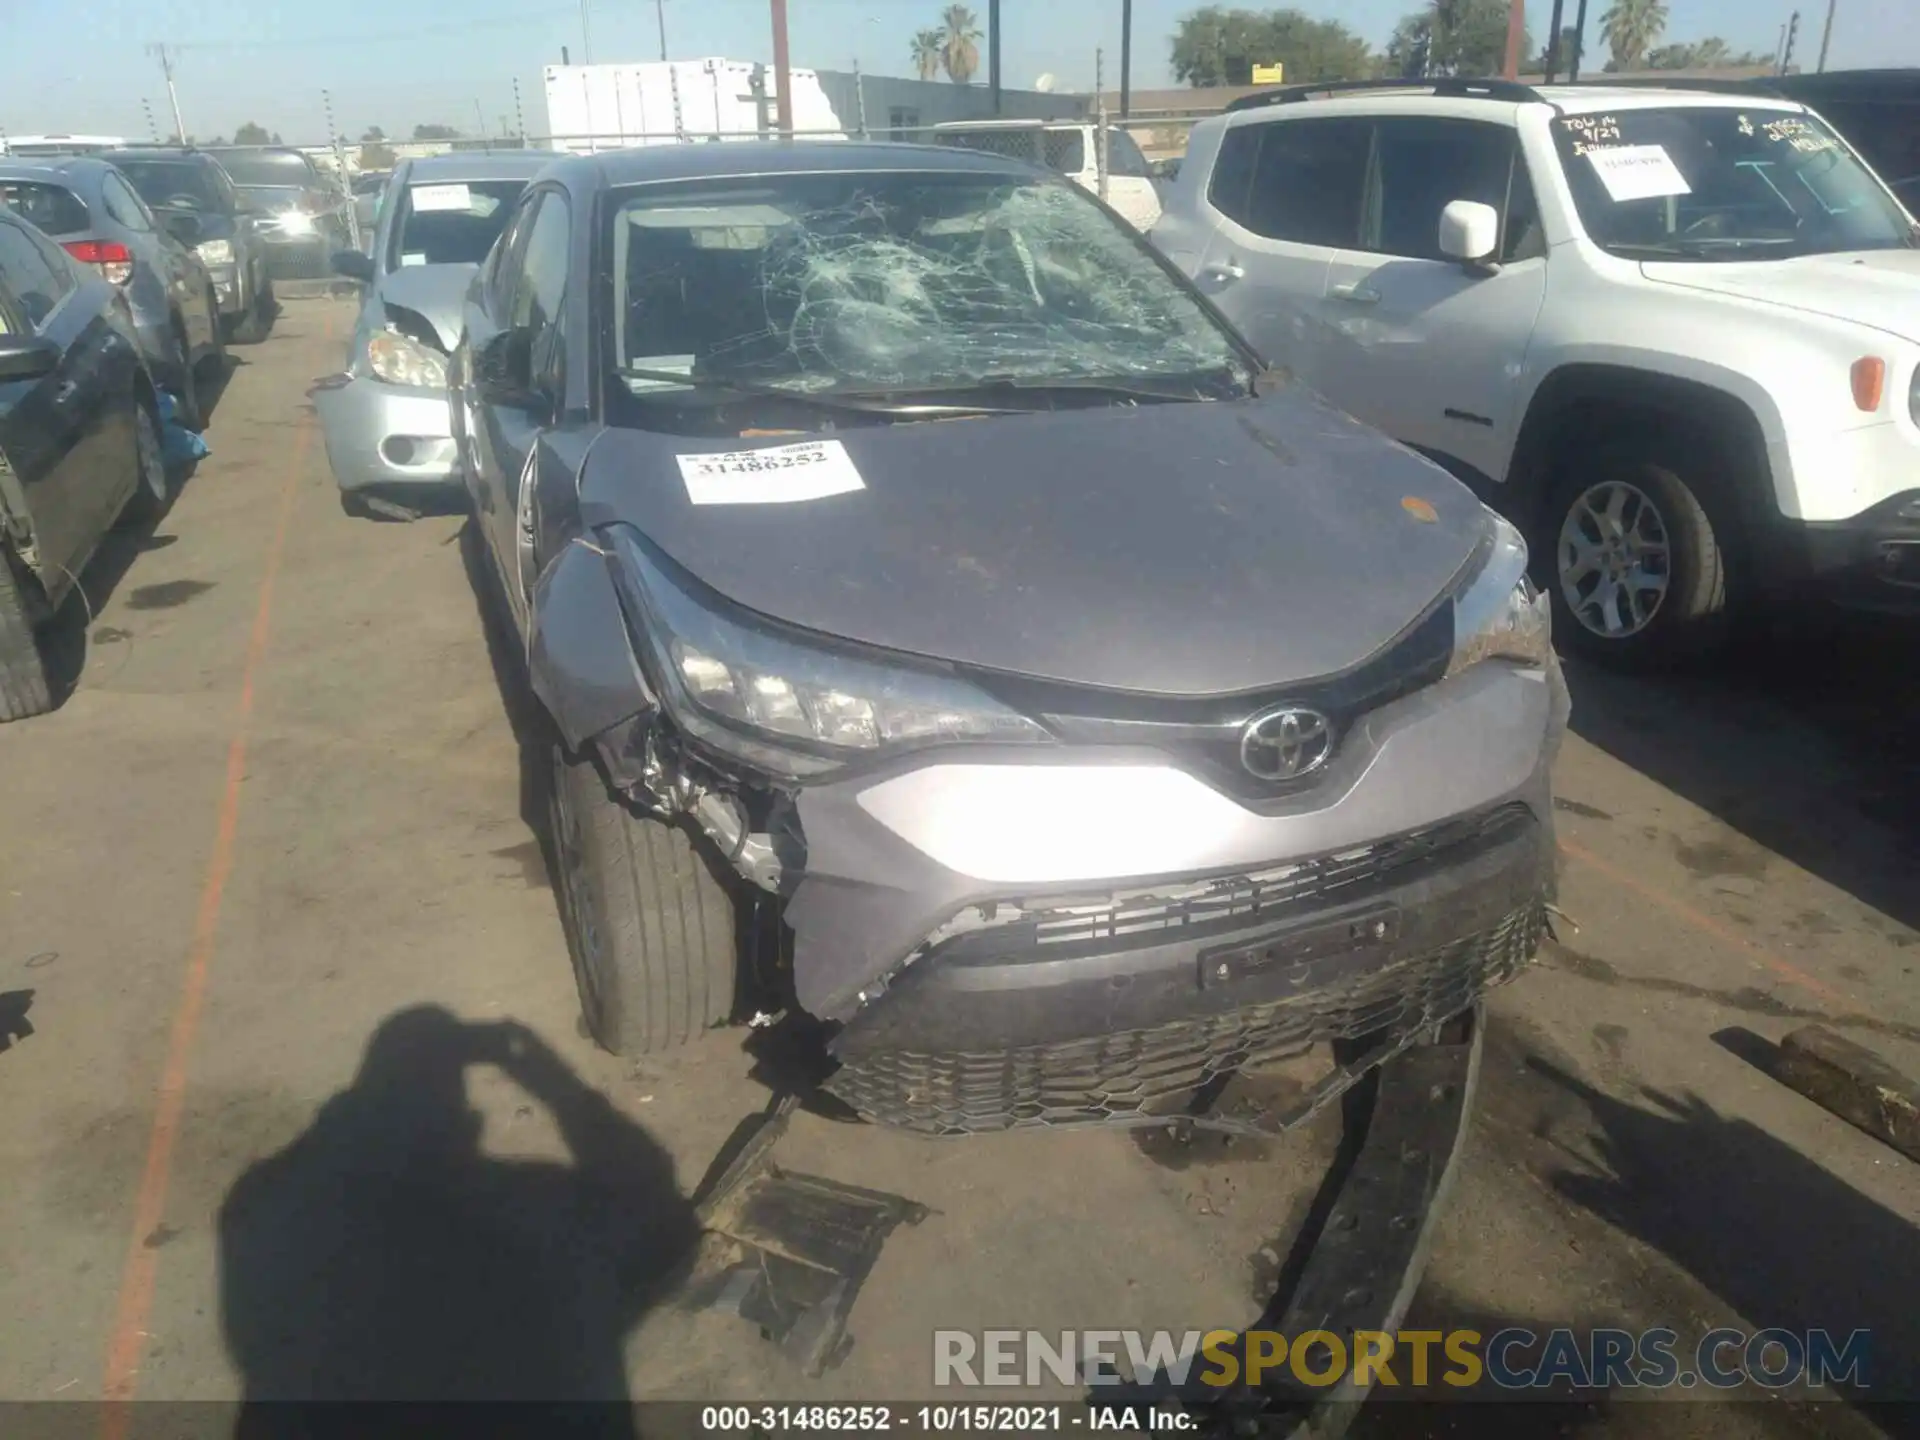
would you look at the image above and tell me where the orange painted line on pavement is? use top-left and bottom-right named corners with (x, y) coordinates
top-left (101, 355), bottom-right (322, 1427)
top-left (1559, 836), bottom-right (1849, 1007)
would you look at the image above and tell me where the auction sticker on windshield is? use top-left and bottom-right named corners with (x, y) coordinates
top-left (410, 183), bottom-right (473, 213)
top-left (1586, 145), bottom-right (1692, 203)
top-left (677, 440), bottom-right (866, 505)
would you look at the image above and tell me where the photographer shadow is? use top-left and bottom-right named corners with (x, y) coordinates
top-left (218, 1006), bottom-right (697, 1431)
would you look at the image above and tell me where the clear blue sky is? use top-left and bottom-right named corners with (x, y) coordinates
top-left (4, 0), bottom-right (1915, 143)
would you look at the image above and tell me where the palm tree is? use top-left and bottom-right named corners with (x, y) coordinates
top-left (910, 28), bottom-right (945, 82)
top-left (1599, 0), bottom-right (1669, 71)
top-left (941, 4), bottom-right (983, 85)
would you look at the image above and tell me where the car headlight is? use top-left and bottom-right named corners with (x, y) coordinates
top-left (1909, 363), bottom-right (1919, 427)
top-left (365, 329), bottom-right (448, 389)
top-left (1446, 511), bottom-right (1552, 678)
top-left (608, 527), bottom-right (1052, 777)
top-left (195, 238), bottom-right (234, 265)
top-left (276, 209), bottom-right (316, 236)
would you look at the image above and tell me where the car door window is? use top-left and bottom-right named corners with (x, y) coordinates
top-left (1106, 128), bottom-right (1152, 178)
top-left (1369, 117), bottom-right (1521, 262)
top-left (0, 218), bottom-right (73, 329)
top-left (509, 191), bottom-right (570, 399)
top-left (101, 173), bottom-right (154, 232)
top-left (1237, 118), bottom-right (1373, 247)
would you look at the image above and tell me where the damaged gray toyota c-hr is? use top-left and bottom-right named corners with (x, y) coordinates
top-left (452, 142), bottom-right (1569, 1137)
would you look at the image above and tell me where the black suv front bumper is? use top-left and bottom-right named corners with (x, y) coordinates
top-left (1775, 490), bottom-right (1920, 616)
top-left (824, 803), bottom-right (1550, 1135)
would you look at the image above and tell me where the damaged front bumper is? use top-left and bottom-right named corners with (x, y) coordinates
top-left (312, 372), bottom-right (461, 495)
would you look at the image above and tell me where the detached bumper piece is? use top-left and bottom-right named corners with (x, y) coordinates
top-left (1112, 1012), bottom-right (1484, 1439)
top-left (826, 806), bottom-right (1547, 1136)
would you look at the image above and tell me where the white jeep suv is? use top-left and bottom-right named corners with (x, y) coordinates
top-left (1152, 79), bottom-right (1920, 667)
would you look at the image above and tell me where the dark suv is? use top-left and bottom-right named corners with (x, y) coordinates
top-left (101, 148), bottom-right (275, 342)
top-left (203, 146), bottom-right (353, 282)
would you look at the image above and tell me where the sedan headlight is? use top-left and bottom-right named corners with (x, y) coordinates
top-left (609, 527), bottom-right (1052, 776)
top-left (1446, 511), bottom-right (1552, 678)
top-left (365, 329), bottom-right (448, 389)
top-left (195, 238), bottom-right (234, 265)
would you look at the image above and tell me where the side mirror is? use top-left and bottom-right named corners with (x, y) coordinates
top-left (162, 210), bottom-right (202, 244)
top-left (0, 334), bottom-right (62, 383)
top-left (1438, 199), bottom-right (1501, 269)
top-left (331, 249), bottom-right (376, 283)
top-left (474, 329), bottom-right (543, 411)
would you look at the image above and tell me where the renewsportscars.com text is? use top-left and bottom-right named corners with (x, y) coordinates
top-left (934, 1327), bottom-right (1872, 1392)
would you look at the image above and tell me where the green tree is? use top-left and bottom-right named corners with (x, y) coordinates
top-left (358, 126), bottom-right (396, 171)
top-left (910, 27), bottom-right (945, 81)
top-left (1537, 24), bottom-right (1583, 71)
top-left (1599, 0), bottom-right (1668, 70)
top-left (1643, 36), bottom-right (1767, 69)
top-left (1384, 1), bottom-right (1527, 78)
top-left (412, 122), bottom-right (460, 140)
top-left (1170, 6), bottom-right (1375, 87)
top-left (232, 120), bottom-right (273, 146)
top-left (941, 4), bottom-right (982, 84)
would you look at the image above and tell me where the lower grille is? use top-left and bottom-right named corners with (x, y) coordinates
top-left (826, 902), bottom-right (1542, 1136)
top-left (262, 240), bottom-right (337, 281)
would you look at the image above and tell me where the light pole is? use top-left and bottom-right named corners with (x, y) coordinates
top-left (1503, 0), bottom-right (1527, 79)
top-left (656, 0), bottom-right (669, 62)
top-left (1817, 0), bottom-right (1838, 71)
top-left (580, 0), bottom-right (593, 65)
top-left (771, 0), bottom-right (794, 137)
top-left (149, 43), bottom-right (187, 143)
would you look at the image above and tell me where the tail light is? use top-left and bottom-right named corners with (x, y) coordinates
top-left (62, 239), bottom-right (134, 285)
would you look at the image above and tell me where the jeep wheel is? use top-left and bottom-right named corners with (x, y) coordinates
top-left (0, 552), bottom-right (54, 722)
top-left (547, 740), bottom-right (736, 1055)
top-left (1543, 449), bottom-right (1732, 670)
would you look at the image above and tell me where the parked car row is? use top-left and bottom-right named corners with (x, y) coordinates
top-left (0, 143), bottom-right (316, 720)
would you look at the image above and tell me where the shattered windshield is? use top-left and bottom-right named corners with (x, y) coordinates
top-left (607, 172), bottom-right (1247, 399)
top-left (1554, 107), bottom-right (1914, 260)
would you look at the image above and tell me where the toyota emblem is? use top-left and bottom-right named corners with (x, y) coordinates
top-left (1240, 706), bottom-right (1335, 781)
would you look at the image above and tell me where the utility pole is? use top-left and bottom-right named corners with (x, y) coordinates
top-left (1544, 0), bottom-right (1566, 80)
top-left (989, 0), bottom-right (1002, 115)
top-left (149, 43), bottom-right (187, 143)
top-left (141, 99), bottom-right (160, 143)
top-left (1095, 47), bottom-right (1109, 201)
top-left (1120, 0), bottom-right (1133, 118)
top-left (1569, 0), bottom-right (1591, 80)
top-left (1503, 0), bottom-right (1526, 79)
top-left (1780, 10), bottom-right (1801, 73)
top-left (656, 0), bottom-right (669, 62)
top-left (1817, 0), bottom-right (1837, 71)
top-left (770, 0), bottom-right (794, 137)
top-left (512, 77), bottom-right (527, 142)
top-left (579, 0), bottom-right (592, 64)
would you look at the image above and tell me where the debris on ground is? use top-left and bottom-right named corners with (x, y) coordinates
top-left (1775, 1024), bottom-right (1920, 1162)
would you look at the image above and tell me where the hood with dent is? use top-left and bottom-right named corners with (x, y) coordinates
top-left (373, 263), bottom-right (476, 350)
top-left (576, 390), bottom-right (1489, 697)
top-left (1641, 249), bottom-right (1920, 342)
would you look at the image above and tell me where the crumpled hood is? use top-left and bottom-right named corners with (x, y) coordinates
top-left (576, 390), bottom-right (1488, 697)
top-left (372, 263), bottom-right (476, 350)
top-left (1641, 248), bottom-right (1920, 343)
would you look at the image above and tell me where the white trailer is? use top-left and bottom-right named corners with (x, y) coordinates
top-left (541, 60), bottom-right (846, 152)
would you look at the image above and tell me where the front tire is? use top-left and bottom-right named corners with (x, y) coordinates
top-left (229, 271), bottom-right (273, 344)
top-left (1539, 445), bottom-right (1735, 671)
top-left (0, 551), bottom-right (54, 722)
top-left (548, 740), bottom-right (737, 1056)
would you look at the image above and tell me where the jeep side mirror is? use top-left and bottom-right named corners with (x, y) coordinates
top-left (1438, 199), bottom-right (1501, 269)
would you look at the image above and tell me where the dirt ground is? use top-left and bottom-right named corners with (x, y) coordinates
top-left (1, 298), bottom-right (1916, 1435)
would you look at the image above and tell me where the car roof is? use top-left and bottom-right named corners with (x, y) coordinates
top-left (931, 118), bottom-right (1087, 130)
top-left (0, 157), bottom-right (108, 183)
top-left (100, 148), bottom-right (217, 165)
top-left (399, 151), bottom-right (553, 183)
top-left (581, 139), bottom-right (1050, 188)
top-left (1220, 79), bottom-right (1808, 125)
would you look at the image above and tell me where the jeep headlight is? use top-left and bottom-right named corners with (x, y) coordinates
top-left (608, 527), bottom-right (1052, 778)
top-left (365, 328), bottom-right (448, 389)
top-left (276, 209), bottom-right (316, 237)
top-left (195, 238), bottom-right (234, 265)
top-left (1446, 511), bottom-right (1552, 677)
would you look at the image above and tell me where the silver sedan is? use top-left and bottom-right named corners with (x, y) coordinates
top-left (315, 151), bottom-right (549, 517)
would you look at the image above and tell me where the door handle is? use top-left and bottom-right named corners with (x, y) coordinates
top-left (1201, 261), bottom-right (1245, 283)
top-left (1331, 282), bottom-right (1381, 305)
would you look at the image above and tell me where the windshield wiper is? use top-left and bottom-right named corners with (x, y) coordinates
top-left (866, 367), bottom-right (1249, 407)
top-left (618, 366), bottom-right (1023, 418)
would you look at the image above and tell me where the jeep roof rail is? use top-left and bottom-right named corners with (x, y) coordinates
top-left (1223, 76), bottom-right (1548, 114)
